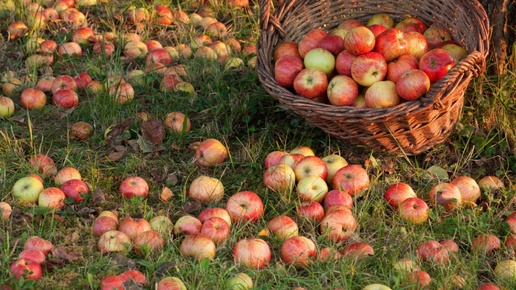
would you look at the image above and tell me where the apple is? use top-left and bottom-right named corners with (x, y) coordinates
top-left (36, 75), bottom-right (56, 92)
top-left (98, 230), bottom-right (132, 254)
top-left (194, 46), bottom-right (218, 60)
top-left (303, 48), bottom-right (335, 76)
top-left (133, 230), bottom-right (165, 255)
top-left (98, 211), bottom-right (119, 224)
top-left (2, 77), bottom-right (22, 97)
top-left (415, 240), bottom-right (450, 264)
top-left (331, 19), bottom-right (364, 40)
top-left (157, 277), bottom-right (187, 290)
top-left (233, 238), bottom-right (271, 269)
top-left (225, 37), bottom-right (242, 54)
top-left (374, 28), bottom-right (409, 62)
top-left (274, 55), bottom-right (304, 88)
top-left (280, 235), bottom-right (317, 268)
top-left (279, 153), bottom-right (305, 170)
top-left (386, 54), bottom-right (419, 83)
top-left (403, 270), bottom-right (432, 289)
top-left (478, 176), bottom-right (505, 192)
top-left (174, 215), bottom-right (202, 236)
top-left (365, 80), bottom-right (400, 108)
top-left (293, 155), bottom-right (328, 181)
top-left (362, 284), bottom-right (392, 290)
top-left (118, 217), bottom-right (152, 240)
top-left (0, 201), bottom-right (12, 220)
top-left (0, 96), bottom-right (15, 117)
top-left (8, 21), bottom-right (28, 40)
top-left (92, 40), bottom-right (115, 56)
top-left (317, 247), bottom-right (343, 262)
top-left (188, 175), bottom-right (224, 202)
top-left (52, 89), bottom-right (79, 108)
top-left (226, 191), bottom-right (264, 223)
top-left (24, 236), bottom-right (53, 255)
top-left (494, 260), bottom-right (516, 282)
top-left (296, 201), bottom-right (325, 222)
top-left (149, 215), bottom-right (173, 234)
top-left (440, 239), bottom-right (459, 253)
top-left (351, 51), bottom-right (387, 87)
top-left (395, 17), bottom-right (428, 34)
top-left (20, 88), bottom-right (47, 110)
top-left (274, 41), bottom-right (301, 61)
top-left (326, 75), bottom-right (359, 106)
top-left (153, 4), bottom-right (173, 25)
top-left (323, 189), bottom-right (353, 210)
top-left (195, 138), bottom-right (228, 167)
top-left (450, 176), bottom-right (481, 206)
top-left (72, 27), bottom-right (96, 45)
top-left (506, 235), bottom-right (516, 255)
top-left (28, 154), bottom-right (56, 177)
top-left (332, 164), bottom-right (370, 196)
top-left (263, 163), bottom-right (296, 194)
top-left (160, 74), bottom-right (182, 91)
top-left (320, 208), bottom-right (357, 242)
top-left (119, 176), bottom-right (149, 199)
top-left (70, 121), bottom-right (94, 141)
top-left (290, 146), bottom-right (315, 157)
top-left (296, 175), bottom-right (329, 202)
top-left (119, 269), bottom-right (146, 285)
top-left (478, 283), bottom-right (501, 290)
top-left (58, 42), bottom-right (83, 57)
top-left (367, 13), bottom-right (394, 28)
top-left (392, 258), bottom-right (420, 274)
top-left (341, 242), bottom-right (374, 260)
top-left (322, 154), bottom-right (348, 184)
top-left (42, 8), bottom-right (59, 22)
top-left (206, 21), bottom-right (228, 39)
top-left (12, 176), bottom-right (44, 204)
top-left (396, 69), bottom-right (431, 101)
top-left (126, 7), bottom-right (150, 24)
top-left (60, 179), bottom-right (88, 203)
top-left (92, 216), bottom-right (118, 237)
top-left (471, 234), bottom-right (501, 254)
top-left (267, 215), bottom-right (299, 240)
top-left (441, 43), bottom-right (468, 63)
top-left (124, 41), bottom-right (148, 58)
top-left (344, 26), bottom-right (376, 55)
top-left (163, 111), bottom-right (191, 134)
top-left (405, 31), bottom-right (429, 60)
top-left (298, 28), bottom-right (327, 58)
top-left (398, 197), bottom-right (429, 224)
top-left (180, 234), bottom-right (216, 262)
top-left (226, 273), bottom-right (253, 290)
top-left (335, 50), bottom-right (357, 77)
top-left (419, 49), bottom-right (455, 83)
top-left (384, 182), bottom-right (417, 208)
top-left (424, 25), bottom-right (453, 49)
top-left (264, 150), bottom-right (288, 169)
top-left (198, 207), bottom-right (232, 227)
top-left (19, 249), bottom-right (46, 264)
top-left (367, 24), bottom-right (389, 38)
top-left (10, 258), bottom-right (43, 281)
top-left (318, 34), bottom-right (345, 55)
top-left (52, 75), bottom-right (77, 94)
top-left (200, 217), bottom-right (231, 244)
top-left (428, 182), bottom-right (462, 210)
top-left (506, 212), bottom-right (516, 235)
top-left (146, 48), bottom-right (173, 65)
top-left (100, 275), bottom-right (125, 290)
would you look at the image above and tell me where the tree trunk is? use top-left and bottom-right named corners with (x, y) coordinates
top-left (479, 0), bottom-right (516, 74)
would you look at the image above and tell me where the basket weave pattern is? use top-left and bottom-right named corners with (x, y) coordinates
top-left (257, 0), bottom-right (490, 155)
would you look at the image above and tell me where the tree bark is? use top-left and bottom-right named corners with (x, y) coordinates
top-left (479, 0), bottom-right (516, 74)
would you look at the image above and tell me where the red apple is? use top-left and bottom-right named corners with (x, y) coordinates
top-left (206, 22), bottom-right (228, 39)
top-left (290, 146), bottom-right (315, 157)
top-left (396, 69), bottom-right (431, 101)
top-left (61, 179), bottom-right (88, 203)
top-left (405, 31), bottom-right (429, 60)
top-left (24, 236), bottom-right (53, 256)
top-left (415, 240), bottom-right (450, 264)
top-left (72, 27), bottom-right (96, 45)
top-left (52, 74), bottom-right (77, 93)
top-left (20, 88), bottom-right (47, 110)
top-left (367, 24), bottom-right (389, 38)
top-left (293, 155), bottom-right (328, 181)
top-left (164, 111), bottom-right (191, 133)
top-left (233, 238), bottom-right (271, 269)
top-left (28, 154), bottom-right (55, 177)
top-left (317, 247), bottom-right (343, 262)
top-left (10, 259), bottom-right (43, 281)
top-left (0, 201), bottom-right (12, 221)
top-left (92, 216), bottom-right (118, 237)
top-left (226, 191), bottom-right (264, 223)
top-left (188, 175), bottom-right (224, 202)
top-left (194, 138), bottom-right (228, 167)
top-left (293, 68), bottom-right (328, 99)
top-left (374, 28), bottom-right (409, 62)
top-left (36, 75), bottom-right (56, 92)
top-left (384, 182), bottom-right (417, 208)
top-left (174, 215), bottom-right (202, 236)
top-left (133, 230), bottom-right (165, 255)
top-left (506, 212), bottom-right (516, 235)
top-left (58, 42), bottom-right (83, 57)
top-left (19, 249), bottom-right (46, 264)
top-left (344, 26), bottom-right (376, 55)
top-left (124, 41), bottom-right (149, 58)
top-left (274, 55), bottom-right (304, 88)
top-left (478, 176), bottom-right (505, 192)
top-left (326, 75), bottom-right (359, 106)
top-left (387, 54), bottom-right (419, 83)
top-left (153, 4), bottom-right (173, 25)
top-left (323, 189), bottom-right (353, 210)
top-left (73, 73), bottom-right (92, 89)
top-left (118, 217), bottom-right (152, 240)
top-left (100, 275), bottom-right (125, 290)
top-left (200, 217), bottom-right (231, 244)
top-left (157, 277), bottom-right (187, 290)
top-left (274, 41), bottom-right (301, 62)
top-left (119, 269), bottom-right (146, 285)
top-left (98, 211), bottom-right (119, 224)
top-left (320, 208), bottom-right (357, 242)
top-left (38, 187), bottom-right (65, 209)
top-left (98, 230), bottom-right (132, 254)
top-left (440, 239), bottom-right (459, 253)
top-left (395, 17), bottom-right (428, 34)
top-left (341, 242), bottom-right (374, 260)
top-left (424, 25), bottom-right (453, 49)
top-left (146, 48), bottom-right (173, 66)
top-left (263, 163), bottom-right (296, 194)
top-left (119, 176), bottom-right (149, 199)
top-left (52, 89), bottom-right (79, 108)
top-left (296, 201), bottom-right (325, 222)
top-left (198, 207), bottom-right (232, 227)
top-left (335, 50), bottom-right (357, 77)
top-left (366, 13), bottom-right (394, 29)
top-left (398, 197), bottom-right (429, 224)
top-left (403, 270), bottom-right (432, 289)
top-left (279, 153), bottom-right (305, 170)
top-left (332, 164), bottom-right (370, 196)
top-left (471, 234), bottom-right (501, 254)
top-left (350, 51), bottom-right (387, 87)
top-left (450, 175), bottom-right (481, 206)
top-left (365, 80), bottom-right (400, 108)
top-left (70, 121), bottom-right (94, 141)
top-left (8, 21), bottom-right (29, 40)
top-left (180, 234), bottom-right (216, 262)
top-left (317, 34), bottom-right (345, 55)
top-left (428, 182), bottom-right (462, 210)
top-left (264, 150), bottom-right (288, 169)
top-left (478, 283), bottom-right (501, 290)
top-left (298, 28), bottom-right (327, 58)
top-left (280, 236), bottom-right (317, 268)
top-left (419, 49), bottom-right (455, 83)
top-left (268, 215), bottom-right (299, 240)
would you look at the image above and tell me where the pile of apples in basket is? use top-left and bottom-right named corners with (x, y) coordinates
top-left (273, 14), bottom-right (468, 108)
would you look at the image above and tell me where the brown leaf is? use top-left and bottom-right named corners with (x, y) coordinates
top-left (51, 247), bottom-right (82, 262)
top-left (107, 148), bottom-right (127, 162)
top-left (141, 120), bottom-right (165, 145)
top-left (76, 207), bottom-right (98, 218)
top-left (105, 118), bottom-right (134, 145)
top-left (154, 262), bottom-right (178, 279)
top-left (111, 254), bottom-right (137, 268)
top-left (41, 258), bottom-right (65, 272)
top-left (181, 199), bottom-right (202, 214)
top-left (10, 207), bottom-right (33, 224)
top-left (91, 188), bottom-right (106, 204)
top-left (123, 279), bottom-right (143, 290)
top-left (160, 187), bottom-right (174, 202)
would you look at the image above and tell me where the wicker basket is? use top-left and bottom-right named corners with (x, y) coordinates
top-left (257, 0), bottom-right (490, 155)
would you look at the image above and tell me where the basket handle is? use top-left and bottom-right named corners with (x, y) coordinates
top-left (259, 0), bottom-right (296, 37)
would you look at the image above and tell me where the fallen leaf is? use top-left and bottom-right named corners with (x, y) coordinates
top-left (76, 207), bottom-right (98, 219)
top-left (107, 148), bottom-right (127, 162)
top-left (41, 258), bottom-right (65, 272)
top-left (10, 207), bottom-right (33, 224)
top-left (180, 199), bottom-right (202, 214)
top-left (122, 279), bottom-right (143, 290)
top-left (91, 188), bottom-right (106, 204)
top-left (141, 120), bottom-right (165, 145)
top-left (136, 135), bottom-right (155, 153)
top-left (154, 262), bottom-right (178, 279)
top-left (51, 247), bottom-right (82, 262)
top-left (160, 187), bottom-right (174, 202)
top-left (111, 254), bottom-right (137, 268)
top-left (105, 118), bottom-right (134, 145)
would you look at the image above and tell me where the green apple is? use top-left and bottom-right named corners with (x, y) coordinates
top-left (362, 284), bottom-right (392, 290)
top-left (304, 48), bottom-right (336, 76)
top-left (12, 176), bottom-right (44, 204)
top-left (226, 272), bottom-right (253, 290)
top-left (0, 96), bottom-right (15, 118)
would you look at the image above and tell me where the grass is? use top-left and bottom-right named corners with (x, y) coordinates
top-left (1, 0), bottom-right (516, 289)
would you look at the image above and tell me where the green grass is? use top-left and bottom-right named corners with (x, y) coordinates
top-left (1, 0), bottom-right (516, 289)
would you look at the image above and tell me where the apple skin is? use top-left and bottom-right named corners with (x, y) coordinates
top-left (0, 201), bottom-right (12, 220)
top-left (274, 55), bottom-right (304, 88)
top-left (70, 121), bottom-right (94, 141)
top-left (119, 269), bottom-right (146, 285)
top-left (471, 234), bottom-right (501, 254)
top-left (374, 28), bottom-right (409, 62)
top-left (188, 175), bottom-right (224, 202)
top-left (415, 240), bottom-right (450, 264)
top-left (322, 154), bottom-right (348, 184)
top-left (157, 277), bottom-right (187, 290)
top-left (419, 49), bottom-right (455, 83)
top-left (264, 150), bottom-right (288, 170)
top-left (396, 69), bottom-right (431, 101)
top-left (478, 283), bottom-right (501, 290)
top-left (10, 258), bottom-right (43, 281)
top-left (20, 88), bottom-right (47, 110)
top-left (323, 189), bottom-right (353, 210)
top-left (19, 249), bottom-right (46, 264)
top-left (92, 216), bottom-right (118, 237)
top-left (149, 215), bottom-right (173, 234)
top-left (298, 28), bottom-right (327, 58)
top-left (198, 207), bottom-right (232, 227)
top-left (52, 74), bottom-right (77, 93)
top-left (332, 164), bottom-right (370, 196)
top-left (440, 239), bottom-right (459, 253)
top-left (293, 68), bottom-right (329, 99)
top-left (200, 217), bottom-right (231, 244)
top-left (12, 176), bottom-right (45, 204)
top-left (118, 217), bottom-right (152, 240)
top-left (174, 215), bottom-right (202, 236)
top-left (38, 187), bottom-right (66, 209)
top-left (293, 155), bottom-right (328, 182)
top-left (195, 138), bottom-right (228, 167)
top-left (398, 197), bottom-right (430, 224)
top-left (402, 270), bottom-right (432, 289)
top-left (98, 230), bottom-right (132, 254)
top-left (320, 208), bottom-right (357, 242)
top-left (450, 175), bottom-right (481, 206)
top-left (133, 230), bottom-right (165, 255)
top-left (478, 176), bottom-right (505, 192)
top-left (494, 259), bottom-right (516, 282)
top-left (367, 24), bottom-right (389, 38)
top-left (383, 182), bottom-right (417, 208)
top-left (405, 31), bottom-right (429, 60)
top-left (226, 191), bottom-right (264, 223)
top-left (119, 176), bottom-right (149, 199)
top-left (268, 215), bottom-right (299, 240)
top-left (327, 75), bottom-right (359, 106)
top-left (335, 50), bottom-right (357, 77)
top-left (365, 80), bottom-right (400, 108)
top-left (233, 238), bottom-right (271, 269)
top-left (296, 175), bottom-right (329, 203)
top-left (344, 26), bottom-right (376, 56)
top-left (424, 25), bottom-right (453, 49)
top-left (304, 48), bottom-right (336, 76)
top-left (341, 242), bottom-right (374, 260)
top-left (395, 17), bottom-right (428, 34)
top-left (263, 163), bottom-right (296, 194)
top-left (274, 41), bottom-right (301, 62)
top-left (180, 234), bottom-right (216, 262)
top-left (441, 43), bottom-right (468, 63)
top-left (428, 182), bottom-right (462, 210)
top-left (290, 145), bottom-right (315, 157)
top-left (367, 13), bottom-right (394, 29)
top-left (317, 34), bottom-right (345, 55)
top-left (52, 89), bottom-right (79, 108)
top-left (55, 166), bottom-right (82, 186)
top-left (280, 235), bottom-right (317, 268)
top-left (386, 54), bottom-right (419, 83)
top-left (24, 236), bottom-right (54, 256)
top-left (58, 42), bottom-right (83, 57)
top-left (100, 275), bottom-right (126, 290)
top-left (296, 201), bottom-right (325, 222)
top-left (226, 273), bottom-right (253, 290)
top-left (351, 51), bottom-right (388, 87)
top-left (279, 153), bottom-right (305, 170)
top-left (60, 179), bottom-right (89, 203)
